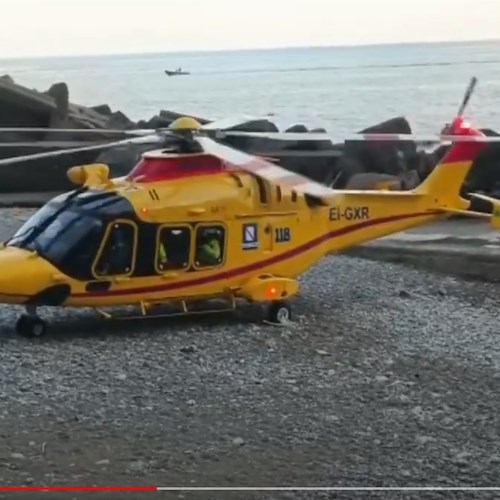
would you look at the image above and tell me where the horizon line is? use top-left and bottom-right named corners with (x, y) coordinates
top-left (1, 37), bottom-right (500, 61)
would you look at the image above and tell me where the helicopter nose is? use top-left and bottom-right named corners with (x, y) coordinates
top-left (0, 246), bottom-right (66, 305)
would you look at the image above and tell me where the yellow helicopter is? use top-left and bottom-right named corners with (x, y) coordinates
top-left (0, 77), bottom-right (499, 338)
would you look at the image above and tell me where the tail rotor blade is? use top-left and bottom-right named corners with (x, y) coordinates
top-left (457, 76), bottom-right (478, 118)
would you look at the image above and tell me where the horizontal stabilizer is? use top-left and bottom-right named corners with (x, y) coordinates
top-left (437, 207), bottom-right (490, 218)
top-left (470, 193), bottom-right (500, 229)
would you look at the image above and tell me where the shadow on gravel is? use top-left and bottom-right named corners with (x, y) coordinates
top-left (3, 301), bottom-right (270, 343)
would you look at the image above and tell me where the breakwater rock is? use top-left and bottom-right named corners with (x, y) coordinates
top-left (0, 75), bottom-right (499, 210)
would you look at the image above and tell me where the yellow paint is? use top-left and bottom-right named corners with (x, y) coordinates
top-left (169, 117), bottom-right (202, 131)
top-left (0, 146), bottom-right (492, 314)
top-left (67, 163), bottom-right (113, 188)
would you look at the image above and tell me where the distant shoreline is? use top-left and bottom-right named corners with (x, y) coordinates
top-left (2, 37), bottom-right (500, 62)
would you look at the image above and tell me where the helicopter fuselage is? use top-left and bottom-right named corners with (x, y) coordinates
top-left (0, 150), bottom-right (447, 311)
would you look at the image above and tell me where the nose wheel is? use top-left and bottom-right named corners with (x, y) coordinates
top-left (15, 307), bottom-right (47, 338)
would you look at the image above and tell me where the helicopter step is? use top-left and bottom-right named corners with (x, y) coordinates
top-left (93, 293), bottom-right (294, 326)
top-left (13, 296), bottom-right (294, 339)
top-left (96, 294), bottom-right (238, 321)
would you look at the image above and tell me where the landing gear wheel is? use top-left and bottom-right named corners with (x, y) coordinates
top-left (15, 315), bottom-right (47, 338)
top-left (267, 301), bottom-right (292, 325)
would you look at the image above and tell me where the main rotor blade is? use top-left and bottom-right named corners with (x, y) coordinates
top-left (0, 134), bottom-right (163, 167)
top-left (0, 127), bottom-right (154, 136)
top-left (217, 130), bottom-right (500, 143)
top-left (197, 136), bottom-right (334, 202)
top-left (201, 114), bottom-right (274, 131)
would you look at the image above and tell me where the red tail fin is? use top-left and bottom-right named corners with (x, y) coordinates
top-left (441, 116), bottom-right (487, 164)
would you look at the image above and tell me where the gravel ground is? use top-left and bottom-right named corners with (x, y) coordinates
top-left (0, 209), bottom-right (499, 500)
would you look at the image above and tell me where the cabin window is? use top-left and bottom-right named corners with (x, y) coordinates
top-left (291, 190), bottom-right (298, 202)
top-left (156, 226), bottom-right (191, 272)
top-left (255, 178), bottom-right (268, 204)
top-left (194, 225), bottom-right (225, 269)
top-left (276, 186), bottom-right (282, 202)
top-left (94, 221), bottom-right (136, 277)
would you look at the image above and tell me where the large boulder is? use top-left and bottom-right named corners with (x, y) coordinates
top-left (345, 116), bottom-right (416, 175)
top-left (90, 104), bottom-right (113, 116)
top-left (345, 173), bottom-right (403, 190)
top-left (106, 110), bottom-right (135, 130)
top-left (324, 116), bottom-right (420, 189)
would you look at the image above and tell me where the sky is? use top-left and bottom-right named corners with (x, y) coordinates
top-left (1, 0), bottom-right (500, 58)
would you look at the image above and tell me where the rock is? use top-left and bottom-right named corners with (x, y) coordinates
top-left (415, 435), bottom-right (435, 445)
top-left (96, 459), bottom-right (110, 466)
top-left (95, 142), bottom-right (156, 178)
top-left (1, 73), bottom-right (498, 205)
top-left (315, 349), bottom-right (329, 356)
top-left (91, 104), bottom-right (113, 116)
top-left (233, 119), bottom-right (279, 133)
top-left (343, 117), bottom-right (417, 182)
top-left (158, 109), bottom-right (210, 125)
top-left (128, 460), bottom-right (146, 472)
top-left (107, 111), bottom-right (135, 130)
top-left (345, 172), bottom-right (402, 190)
top-left (10, 453), bottom-right (25, 460)
top-left (285, 124), bottom-right (308, 133)
top-left (232, 437), bottom-right (245, 446)
top-left (399, 290), bottom-right (412, 299)
top-left (329, 155), bottom-right (366, 188)
top-left (146, 114), bottom-right (171, 129)
top-left (180, 345), bottom-right (197, 354)
top-left (325, 415), bottom-right (339, 423)
top-left (452, 452), bottom-right (471, 467)
top-left (0, 74), bottom-right (14, 84)
top-left (46, 82), bottom-right (69, 117)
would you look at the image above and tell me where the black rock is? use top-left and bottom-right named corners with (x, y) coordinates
top-left (91, 104), bottom-right (113, 116)
top-left (285, 124), bottom-right (308, 133)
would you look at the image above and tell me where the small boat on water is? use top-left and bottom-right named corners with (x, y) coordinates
top-left (165, 67), bottom-right (190, 76)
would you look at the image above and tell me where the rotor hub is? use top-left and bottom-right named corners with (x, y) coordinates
top-left (169, 117), bottom-right (203, 132)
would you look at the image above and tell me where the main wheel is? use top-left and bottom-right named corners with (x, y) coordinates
top-left (267, 301), bottom-right (292, 324)
top-left (15, 315), bottom-right (47, 338)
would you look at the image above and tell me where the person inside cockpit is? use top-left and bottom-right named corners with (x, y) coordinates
top-left (196, 231), bottom-right (222, 267)
top-left (97, 225), bottom-right (133, 276)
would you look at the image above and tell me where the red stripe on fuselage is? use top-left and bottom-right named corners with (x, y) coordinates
top-left (72, 210), bottom-right (439, 299)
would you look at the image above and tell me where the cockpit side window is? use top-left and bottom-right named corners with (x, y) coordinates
top-left (156, 226), bottom-right (191, 272)
top-left (93, 221), bottom-right (137, 277)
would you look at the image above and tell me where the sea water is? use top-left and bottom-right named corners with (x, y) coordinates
top-left (1, 40), bottom-right (500, 134)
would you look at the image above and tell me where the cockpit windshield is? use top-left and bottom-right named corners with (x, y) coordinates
top-left (7, 205), bottom-right (104, 267)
